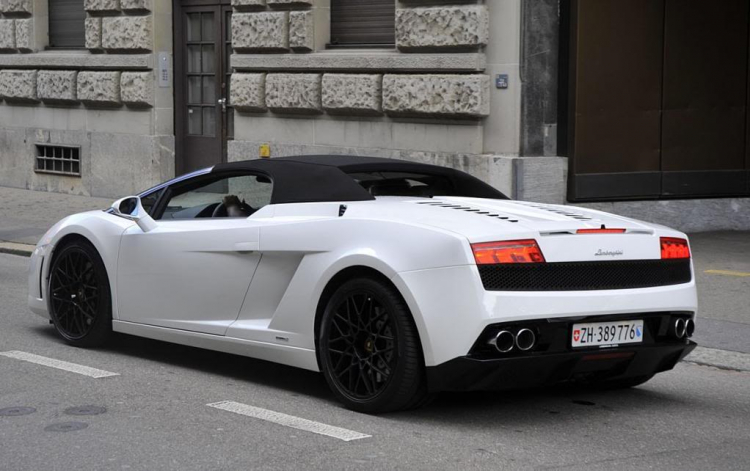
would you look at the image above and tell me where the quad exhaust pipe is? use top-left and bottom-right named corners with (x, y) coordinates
top-left (490, 329), bottom-right (537, 353)
top-left (492, 331), bottom-right (515, 353)
top-left (672, 318), bottom-right (695, 339)
top-left (674, 318), bottom-right (687, 339)
top-left (515, 328), bottom-right (536, 351)
top-left (685, 318), bottom-right (695, 338)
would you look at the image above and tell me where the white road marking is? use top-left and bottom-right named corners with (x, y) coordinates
top-left (704, 269), bottom-right (750, 278)
top-left (0, 351), bottom-right (119, 378)
top-left (207, 400), bottom-right (371, 442)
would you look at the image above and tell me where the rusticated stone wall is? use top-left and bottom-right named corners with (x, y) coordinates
top-left (85, 1), bottom-right (153, 53)
top-left (383, 74), bottom-right (490, 117)
top-left (0, 1), bottom-right (171, 200)
top-left (231, 72), bottom-right (489, 118)
top-left (0, 69), bottom-right (36, 101)
top-left (396, 6), bottom-right (489, 51)
top-left (0, 0), bottom-right (33, 52)
top-left (265, 73), bottom-right (321, 113)
top-left (322, 74), bottom-right (382, 115)
top-left (233, 12), bottom-right (289, 51)
top-left (0, 68), bottom-right (153, 107)
top-left (37, 70), bottom-right (78, 103)
top-left (231, 0), bottom-right (314, 53)
top-left (230, 1), bottom-right (491, 119)
top-left (0, 1), bottom-right (155, 108)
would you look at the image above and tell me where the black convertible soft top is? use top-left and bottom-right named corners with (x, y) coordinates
top-left (211, 155), bottom-right (508, 205)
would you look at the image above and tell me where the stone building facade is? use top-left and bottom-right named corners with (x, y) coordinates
top-left (0, 0), bottom-right (173, 197)
top-left (0, 1), bottom-right (748, 231)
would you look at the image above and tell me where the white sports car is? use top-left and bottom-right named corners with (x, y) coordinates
top-left (28, 156), bottom-right (697, 413)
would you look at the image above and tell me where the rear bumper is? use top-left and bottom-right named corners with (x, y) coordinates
top-left (427, 341), bottom-right (696, 392)
top-left (393, 265), bottom-right (698, 367)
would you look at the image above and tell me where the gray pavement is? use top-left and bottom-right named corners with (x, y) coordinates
top-left (0, 186), bottom-right (111, 246)
top-left (0, 253), bottom-right (749, 470)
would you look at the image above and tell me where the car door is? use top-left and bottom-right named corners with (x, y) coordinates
top-left (116, 171), bottom-right (273, 336)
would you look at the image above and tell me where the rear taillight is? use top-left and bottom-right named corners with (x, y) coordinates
top-left (472, 239), bottom-right (546, 265)
top-left (661, 237), bottom-right (690, 259)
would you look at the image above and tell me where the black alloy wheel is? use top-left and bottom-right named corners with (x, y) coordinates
top-left (48, 239), bottom-right (112, 347)
top-left (319, 277), bottom-right (429, 413)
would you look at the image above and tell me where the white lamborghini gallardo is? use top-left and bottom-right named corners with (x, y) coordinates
top-left (28, 156), bottom-right (697, 413)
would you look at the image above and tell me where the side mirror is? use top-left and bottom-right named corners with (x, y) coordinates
top-left (111, 196), bottom-right (157, 233)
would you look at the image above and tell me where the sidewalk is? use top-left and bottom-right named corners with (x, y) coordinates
top-left (0, 186), bottom-right (111, 248)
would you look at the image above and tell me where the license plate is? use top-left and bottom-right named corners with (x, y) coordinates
top-left (571, 320), bottom-right (644, 348)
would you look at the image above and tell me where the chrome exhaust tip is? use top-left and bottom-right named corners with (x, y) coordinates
top-left (685, 319), bottom-right (695, 338)
top-left (674, 318), bottom-right (687, 339)
top-left (515, 328), bottom-right (536, 351)
top-left (491, 330), bottom-right (515, 353)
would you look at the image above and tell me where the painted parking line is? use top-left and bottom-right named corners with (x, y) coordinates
top-left (207, 401), bottom-right (371, 442)
top-left (704, 269), bottom-right (750, 278)
top-left (0, 351), bottom-right (119, 378)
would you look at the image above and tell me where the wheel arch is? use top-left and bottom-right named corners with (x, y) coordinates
top-left (48, 233), bottom-right (93, 266)
top-left (312, 265), bottom-right (428, 371)
top-left (43, 214), bottom-right (131, 320)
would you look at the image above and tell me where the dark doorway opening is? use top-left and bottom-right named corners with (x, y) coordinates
top-left (174, 0), bottom-right (234, 175)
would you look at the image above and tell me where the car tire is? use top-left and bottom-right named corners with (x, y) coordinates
top-left (47, 239), bottom-right (112, 348)
top-left (318, 277), bottom-right (429, 414)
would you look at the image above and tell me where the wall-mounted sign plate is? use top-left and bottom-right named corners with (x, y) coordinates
top-left (496, 74), bottom-right (509, 89)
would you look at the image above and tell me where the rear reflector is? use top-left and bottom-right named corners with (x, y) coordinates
top-left (576, 228), bottom-right (626, 234)
top-left (661, 237), bottom-right (691, 259)
top-left (472, 239), bottom-right (545, 265)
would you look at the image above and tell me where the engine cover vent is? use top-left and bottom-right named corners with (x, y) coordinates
top-left (414, 201), bottom-right (519, 223)
top-left (515, 202), bottom-right (594, 221)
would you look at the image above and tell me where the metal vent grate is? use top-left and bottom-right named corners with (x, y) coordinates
top-left (35, 144), bottom-right (81, 176)
top-left (516, 202), bottom-right (594, 221)
top-left (414, 201), bottom-right (519, 223)
top-left (478, 259), bottom-right (692, 291)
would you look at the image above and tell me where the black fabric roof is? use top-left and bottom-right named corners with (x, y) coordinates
top-left (212, 155), bottom-right (508, 204)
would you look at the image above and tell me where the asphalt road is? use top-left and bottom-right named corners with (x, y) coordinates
top-left (1, 250), bottom-right (749, 470)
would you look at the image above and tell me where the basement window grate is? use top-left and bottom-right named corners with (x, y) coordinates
top-left (35, 144), bottom-right (81, 177)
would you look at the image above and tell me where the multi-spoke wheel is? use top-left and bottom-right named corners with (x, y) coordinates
top-left (48, 239), bottom-right (112, 347)
top-left (318, 277), bottom-right (428, 413)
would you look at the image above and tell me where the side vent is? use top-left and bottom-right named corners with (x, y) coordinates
top-left (38, 256), bottom-right (45, 300)
top-left (414, 201), bottom-right (519, 223)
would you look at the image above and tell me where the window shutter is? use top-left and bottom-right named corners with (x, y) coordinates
top-left (49, 0), bottom-right (86, 48)
top-left (330, 0), bottom-right (395, 47)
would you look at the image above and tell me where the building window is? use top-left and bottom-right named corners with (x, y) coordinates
top-left (330, 0), bottom-right (395, 48)
top-left (48, 0), bottom-right (86, 49)
top-left (35, 144), bottom-right (81, 176)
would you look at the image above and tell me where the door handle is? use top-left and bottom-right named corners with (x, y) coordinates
top-left (234, 242), bottom-right (258, 253)
top-left (218, 98), bottom-right (227, 112)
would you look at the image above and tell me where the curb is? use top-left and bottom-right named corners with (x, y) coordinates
top-left (0, 242), bottom-right (35, 258)
top-left (683, 346), bottom-right (750, 372)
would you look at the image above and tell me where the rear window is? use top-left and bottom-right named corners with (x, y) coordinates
top-left (348, 172), bottom-right (460, 198)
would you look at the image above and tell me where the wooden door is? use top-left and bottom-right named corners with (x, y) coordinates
top-left (175, 1), bottom-right (233, 175)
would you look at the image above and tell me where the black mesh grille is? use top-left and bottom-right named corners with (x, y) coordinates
top-left (478, 259), bottom-right (692, 291)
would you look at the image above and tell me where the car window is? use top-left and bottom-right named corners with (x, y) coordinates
top-left (159, 174), bottom-right (273, 220)
top-left (348, 171), bottom-right (456, 197)
top-left (140, 188), bottom-right (164, 217)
